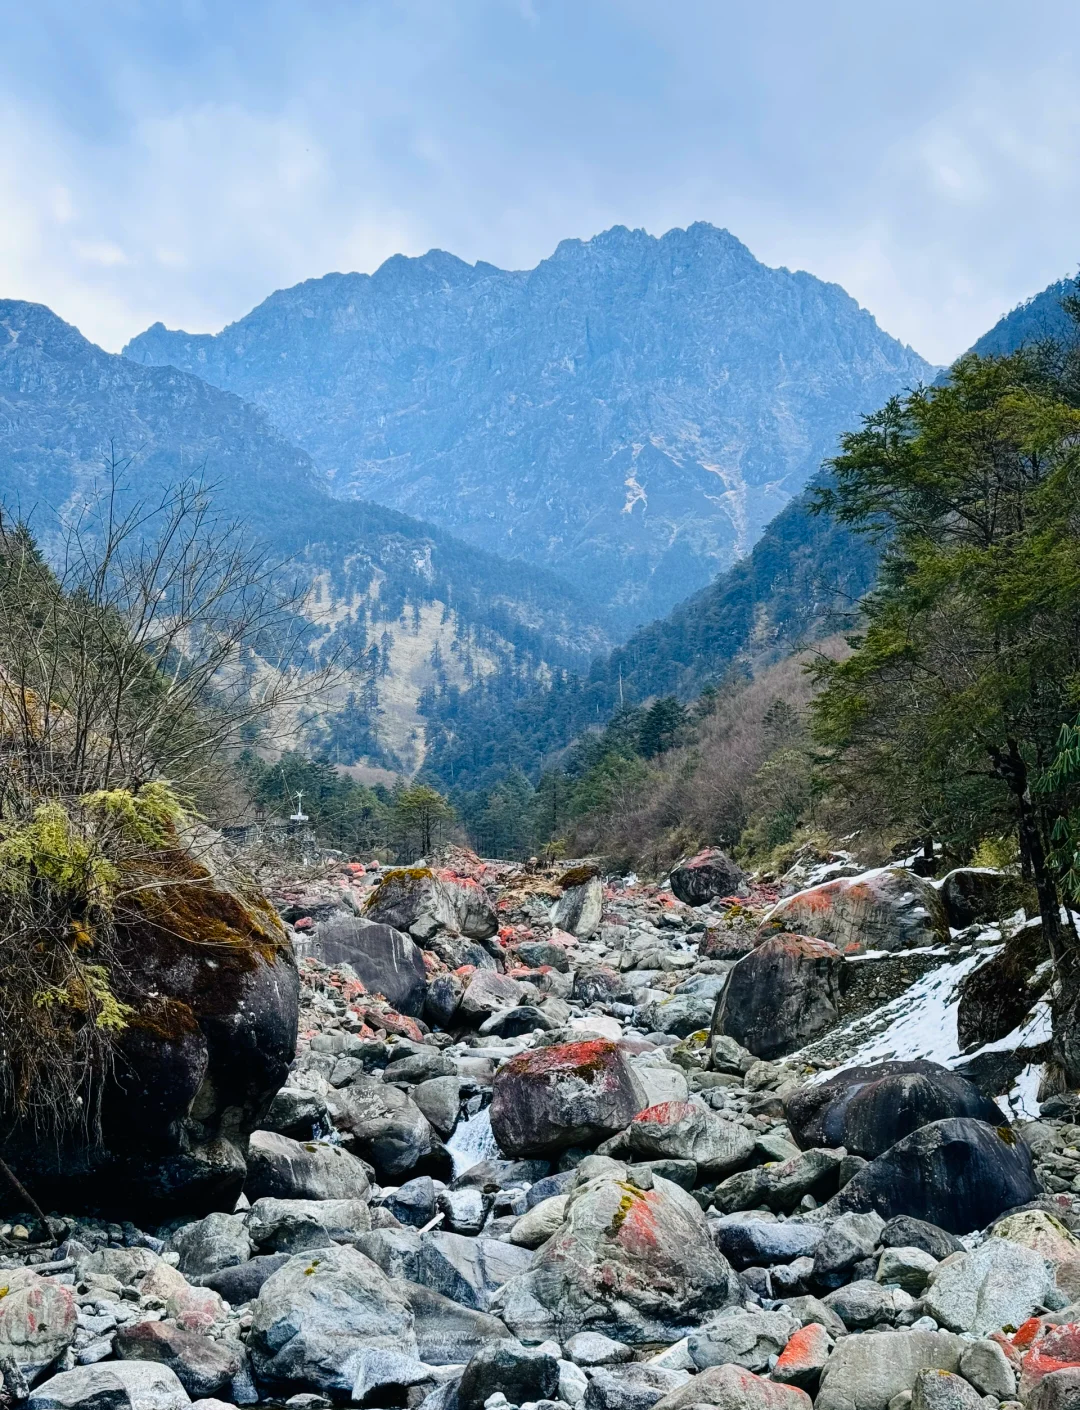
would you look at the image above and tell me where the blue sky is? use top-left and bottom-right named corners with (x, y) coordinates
top-left (2, 0), bottom-right (1079, 362)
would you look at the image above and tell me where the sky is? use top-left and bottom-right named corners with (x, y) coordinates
top-left (2, 1), bottom-right (1080, 364)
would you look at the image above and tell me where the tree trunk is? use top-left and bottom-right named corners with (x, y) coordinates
top-left (991, 739), bottom-right (1080, 1084)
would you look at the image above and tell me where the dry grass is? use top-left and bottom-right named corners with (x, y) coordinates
top-left (569, 639), bottom-right (849, 874)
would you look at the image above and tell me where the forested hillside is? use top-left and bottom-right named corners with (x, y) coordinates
top-left (426, 274), bottom-right (1080, 853)
top-left (0, 299), bottom-right (610, 773)
top-left (125, 223), bottom-right (930, 629)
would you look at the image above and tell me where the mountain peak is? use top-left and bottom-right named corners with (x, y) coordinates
top-left (123, 225), bottom-right (933, 629)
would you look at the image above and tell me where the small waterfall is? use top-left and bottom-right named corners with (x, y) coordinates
top-left (446, 1106), bottom-right (500, 1176)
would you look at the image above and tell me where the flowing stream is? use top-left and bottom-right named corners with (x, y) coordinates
top-left (446, 1106), bottom-right (500, 1176)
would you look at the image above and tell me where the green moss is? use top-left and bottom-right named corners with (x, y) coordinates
top-left (558, 865), bottom-right (599, 889)
top-left (997, 1125), bottom-right (1018, 1145)
top-left (608, 1180), bottom-right (647, 1235)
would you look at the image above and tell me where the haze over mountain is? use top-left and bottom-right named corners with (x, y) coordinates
top-left (124, 222), bottom-right (933, 631)
top-left (418, 273), bottom-right (1078, 801)
top-left (0, 299), bottom-right (609, 773)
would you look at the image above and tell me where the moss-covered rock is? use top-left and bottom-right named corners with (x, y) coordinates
top-left (2, 831), bottom-right (298, 1217)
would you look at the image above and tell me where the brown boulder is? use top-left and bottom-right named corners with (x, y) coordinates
top-left (490, 1040), bottom-right (648, 1157)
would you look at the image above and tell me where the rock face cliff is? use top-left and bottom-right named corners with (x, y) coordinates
top-left (124, 223), bottom-right (933, 629)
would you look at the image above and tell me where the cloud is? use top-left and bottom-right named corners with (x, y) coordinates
top-left (1, 1), bottom-right (1079, 363)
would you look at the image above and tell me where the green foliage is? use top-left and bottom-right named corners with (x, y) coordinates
top-left (391, 783), bottom-right (456, 860)
top-left (240, 750), bottom-right (392, 855)
top-left (80, 781), bottom-right (188, 848)
top-left (809, 319), bottom-right (1080, 1081)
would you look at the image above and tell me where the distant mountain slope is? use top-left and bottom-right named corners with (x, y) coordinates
top-left (420, 274), bottom-right (1079, 797)
top-left (968, 278), bottom-right (1076, 358)
top-left (0, 300), bottom-right (610, 772)
top-left (124, 223), bottom-right (932, 630)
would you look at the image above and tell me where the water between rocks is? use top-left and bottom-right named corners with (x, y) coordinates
top-left (447, 1106), bottom-right (500, 1176)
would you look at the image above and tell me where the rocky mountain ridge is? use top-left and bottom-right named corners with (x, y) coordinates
top-left (124, 223), bottom-right (933, 629)
top-left (0, 298), bottom-right (611, 772)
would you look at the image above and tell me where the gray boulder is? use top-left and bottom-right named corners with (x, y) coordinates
top-left (394, 1281), bottom-right (512, 1365)
top-left (349, 1349), bottom-right (434, 1406)
top-left (166, 1212), bottom-right (252, 1281)
top-left (711, 934), bottom-right (842, 1060)
top-left (0, 1270), bottom-right (77, 1385)
top-left (491, 1173), bottom-right (741, 1344)
top-left (201, 1253), bottom-right (289, 1304)
top-left (312, 915), bottom-right (427, 1015)
top-left (247, 1245), bottom-right (417, 1396)
top-left (712, 1218), bottom-right (824, 1270)
top-left (688, 1306), bottom-right (798, 1371)
top-left (584, 1364), bottom-right (690, 1410)
top-left (957, 1339), bottom-right (1017, 1399)
top-left (811, 1211), bottom-right (885, 1286)
top-left (458, 971), bottom-right (526, 1024)
top-left (785, 1060), bottom-right (1005, 1159)
top-left (552, 872), bottom-right (604, 938)
top-left (763, 866), bottom-right (949, 954)
top-left (490, 1040), bottom-right (648, 1158)
top-left (822, 1279), bottom-right (915, 1329)
top-left (650, 1364), bottom-right (812, 1410)
top-left (245, 1129), bottom-right (372, 1201)
top-left (922, 1237), bottom-right (1053, 1334)
top-left (413, 1076), bottom-right (464, 1138)
top-left (626, 1100), bottom-right (756, 1175)
top-left (669, 851), bottom-right (745, 907)
top-left (247, 1196), bottom-right (371, 1252)
top-left (114, 1323), bottom-right (241, 1400)
top-left (458, 1342), bottom-right (560, 1410)
top-left (564, 1333), bottom-right (633, 1367)
top-left (824, 1117), bottom-right (1041, 1233)
top-left (326, 1073), bottom-right (437, 1180)
top-left (910, 1368), bottom-right (985, 1410)
top-left (28, 1363), bottom-right (191, 1410)
top-left (814, 1328), bottom-right (964, 1410)
top-left (875, 1244), bottom-right (939, 1294)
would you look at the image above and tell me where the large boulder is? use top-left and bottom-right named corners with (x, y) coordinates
top-left (395, 1282), bottom-right (512, 1365)
top-left (627, 1101), bottom-right (757, 1175)
top-left (711, 934), bottom-right (842, 1059)
top-left (490, 1040), bottom-right (649, 1157)
top-left (492, 1173), bottom-right (742, 1344)
top-left (652, 1364), bottom-right (811, 1410)
top-left (166, 1211), bottom-right (253, 1281)
top-left (459, 970), bottom-right (526, 1025)
top-left (310, 916), bottom-right (427, 1016)
top-left (824, 1117), bottom-right (1041, 1234)
top-left (814, 1328), bottom-right (964, 1410)
top-left (364, 867), bottom-right (497, 942)
top-left (939, 866), bottom-right (1030, 928)
top-left (956, 917), bottom-right (1051, 1048)
top-left (247, 1245), bottom-right (417, 1397)
top-left (922, 1238), bottom-right (1053, 1334)
top-left (669, 849), bottom-right (746, 907)
top-left (0, 1270), bottom-right (77, 1385)
top-left (244, 1129), bottom-right (372, 1201)
top-left (114, 1321), bottom-right (242, 1400)
top-left (762, 866), bottom-right (949, 954)
top-left (784, 1061), bottom-right (1006, 1158)
top-left (458, 1342), bottom-right (560, 1410)
top-left (551, 868), bottom-right (604, 938)
top-left (2, 835), bottom-right (299, 1217)
top-left (28, 1363), bottom-right (191, 1410)
top-left (326, 1074), bottom-right (440, 1180)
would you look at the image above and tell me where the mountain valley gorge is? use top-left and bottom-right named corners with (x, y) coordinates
top-left (7, 223), bottom-right (1080, 1410)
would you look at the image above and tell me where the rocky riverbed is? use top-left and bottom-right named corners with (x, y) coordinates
top-left (2, 844), bottom-right (1079, 1410)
